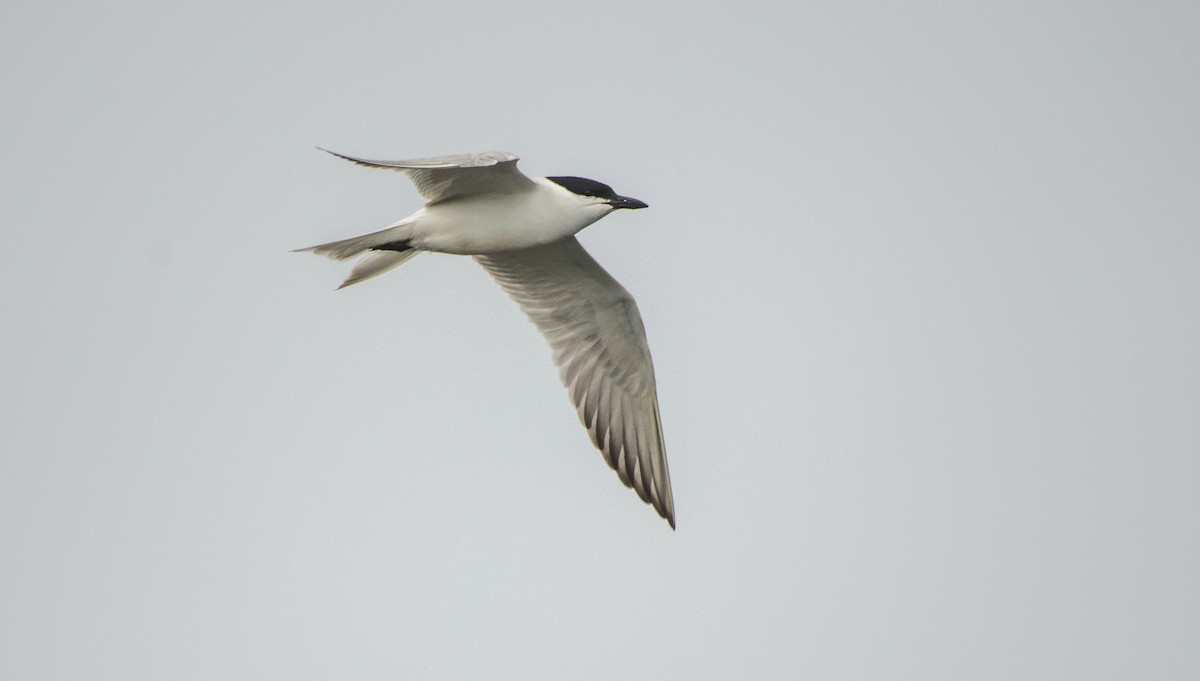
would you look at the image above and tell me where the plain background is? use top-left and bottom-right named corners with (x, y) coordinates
top-left (3, 1), bottom-right (1197, 679)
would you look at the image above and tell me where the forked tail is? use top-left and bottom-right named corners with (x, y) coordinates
top-left (294, 220), bottom-right (421, 288)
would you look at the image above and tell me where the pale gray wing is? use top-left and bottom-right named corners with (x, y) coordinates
top-left (475, 238), bottom-right (675, 527)
top-left (318, 148), bottom-right (535, 203)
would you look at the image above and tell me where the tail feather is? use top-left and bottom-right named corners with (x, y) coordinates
top-left (294, 218), bottom-right (414, 260)
top-left (295, 218), bottom-right (421, 288)
top-left (337, 249), bottom-right (420, 288)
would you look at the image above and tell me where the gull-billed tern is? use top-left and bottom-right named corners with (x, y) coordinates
top-left (298, 149), bottom-right (675, 528)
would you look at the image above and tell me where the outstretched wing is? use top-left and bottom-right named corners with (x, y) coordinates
top-left (319, 148), bottom-right (535, 203)
top-left (475, 238), bottom-right (675, 528)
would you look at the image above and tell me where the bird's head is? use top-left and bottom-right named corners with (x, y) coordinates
top-left (547, 176), bottom-right (648, 212)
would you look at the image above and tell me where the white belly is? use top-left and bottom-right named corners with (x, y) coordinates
top-left (409, 182), bottom-right (610, 255)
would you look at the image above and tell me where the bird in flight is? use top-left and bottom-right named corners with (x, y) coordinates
top-left (298, 149), bottom-right (675, 528)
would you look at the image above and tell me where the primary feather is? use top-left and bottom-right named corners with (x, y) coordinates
top-left (476, 238), bottom-right (675, 527)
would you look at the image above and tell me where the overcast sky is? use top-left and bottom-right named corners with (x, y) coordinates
top-left (3, 1), bottom-right (1198, 679)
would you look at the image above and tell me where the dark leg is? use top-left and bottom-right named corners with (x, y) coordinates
top-left (371, 239), bottom-right (412, 252)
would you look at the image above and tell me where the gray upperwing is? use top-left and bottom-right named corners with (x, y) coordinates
top-left (318, 148), bottom-right (535, 203)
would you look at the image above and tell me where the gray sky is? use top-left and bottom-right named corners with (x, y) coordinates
top-left (3, 1), bottom-right (1198, 679)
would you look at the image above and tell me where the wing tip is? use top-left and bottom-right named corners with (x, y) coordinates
top-left (656, 491), bottom-right (676, 530)
top-left (316, 146), bottom-right (375, 168)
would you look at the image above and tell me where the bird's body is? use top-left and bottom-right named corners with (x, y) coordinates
top-left (405, 178), bottom-right (610, 254)
top-left (298, 149), bottom-right (675, 528)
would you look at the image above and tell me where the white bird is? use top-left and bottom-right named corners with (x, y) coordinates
top-left (298, 149), bottom-right (675, 528)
